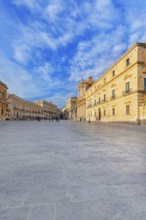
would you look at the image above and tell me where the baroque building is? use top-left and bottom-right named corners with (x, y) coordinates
top-left (7, 94), bottom-right (43, 120)
top-left (77, 43), bottom-right (146, 124)
top-left (0, 82), bottom-right (60, 121)
top-left (66, 97), bottom-right (77, 120)
top-left (77, 77), bottom-right (94, 121)
top-left (34, 100), bottom-right (60, 119)
top-left (0, 81), bottom-right (8, 121)
top-left (5, 95), bottom-right (59, 120)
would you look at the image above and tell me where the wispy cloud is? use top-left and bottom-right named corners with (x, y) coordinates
top-left (0, 53), bottom-right (46, 99)
top-left (12, 0), bottom-right (39, 10)
top-left (0, 0), bottom-right (146, 107)
top-left (69, 25), bottom-right (127, 81)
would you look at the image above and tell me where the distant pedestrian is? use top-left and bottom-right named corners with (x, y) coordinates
top-left (55, 117), bottom-right (59, 122)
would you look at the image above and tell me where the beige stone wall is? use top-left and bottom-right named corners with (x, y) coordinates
top-left (34, 100), bottom-right (59, 118)
top-left (7, 96), bottom-right (60, 120)
top-left (139, 102), bottom-right (146, 124)
top-left (66, 97), bottom-right (77, 120)
top-left (80, 43), bottom-right (146, 124)
top-left (7, 94), bottom-right (42, 120)
top-left (77, 77), bottom-right (94, 120)
top-left (77, 101), bottom-right (86, 121)
top-left (0, 81), bottom-right (8, 121)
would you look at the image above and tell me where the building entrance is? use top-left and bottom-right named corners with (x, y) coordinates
top-left (98, 108), bottom-right (101, 121)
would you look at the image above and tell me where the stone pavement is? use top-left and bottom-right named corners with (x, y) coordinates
top-left (0, 120), bottom-right (146, 220)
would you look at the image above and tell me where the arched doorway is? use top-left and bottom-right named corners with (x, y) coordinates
top-left (98, 108), bottom-right (101, 121)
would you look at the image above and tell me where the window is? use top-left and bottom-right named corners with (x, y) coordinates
top-left (126, 105), bottom-right (130, 115)
top-left (104, 94), bottom-right (106, 101)
top-left (104, 78), bottom-right (106, 84)
top-left (144, 78), bottom-right (146, 90)
top-left (125, 82), bottom-right (130, 93)
top-left (99, 97), bottom-right (100, 103)
top-left (112, 108), bottom-right (115, 115)
top-left (1, 109), bottom-right (3, 115)
top-left (95, 112), bottom-right (96, 116)
top-left (112, 70), bottom-right (115, 77)
top-left (112, 89), bottom-right (115, 98)
top-left (104, 110), bottom-right (106, 116)
top-left (126, 58), bottom-right (130, 66)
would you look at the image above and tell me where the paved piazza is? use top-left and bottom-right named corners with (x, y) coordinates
top-left (0, 121), bottom-right (146, 220)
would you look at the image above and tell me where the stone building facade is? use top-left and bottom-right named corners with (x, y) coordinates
top-left (61, 106), bottom-right (69, 120)
top-left (77, 42), bottom-right (146, 124)
top-left (5, 95), bottom-right (59, 120)
top-left (77, 77), bottom-right (94, 121)
top-left (66, 97), bottom-right (77, 120)
top-left (0, 81), bottom-right (8, 121)
top-left (34, 100), bottom-right (60, 119)
top-left (6, 94), bottom-right (43, 120)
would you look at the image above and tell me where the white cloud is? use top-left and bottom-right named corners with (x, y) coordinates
top-left (129, 32), bottom-right (140, 45)
top-left (12, 0), bottom-right (39, 10)
top-left (38, 32), bottom-right (58, 50)
top-left (0, 53), bottom-right (46, 99)
top-left (11, 0), bottom-right (119, 63)
top-left (13, 43), bottom-right (31, 63)
top-left (45, 2), bottom-right (63, 22)
top-left (2, 0), bottom-right (146, 108)
top-left (69, 25), bottom-right (127, 82)
top-left (46, 91), bottom-right (77, 108)
top-left (113, 43), bottom-right (126, 53)
top-left (35, 62), bottom-right (54, 83)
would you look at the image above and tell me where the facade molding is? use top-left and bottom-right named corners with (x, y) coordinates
top-left (77, 42), bottom-right (146, 124)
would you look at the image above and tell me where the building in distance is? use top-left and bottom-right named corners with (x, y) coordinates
top-left (77, 77), bottom-right (94, 121)
top-left (7, 94), bottom-right (43, 120)
top-left (66, 97), bottom-right (77, 120)
top-left (0, 81), bottom-right (8, 121)
top-left (34, 100), bottom-right (60, 119)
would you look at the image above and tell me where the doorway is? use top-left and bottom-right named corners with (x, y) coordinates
top-left (98, 108), bottom-right (101, 121)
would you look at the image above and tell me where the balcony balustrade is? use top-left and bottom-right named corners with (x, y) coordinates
top-left (87, 104), bottom-right (92, 108)
top-left (102, 99), bottom-right (108, 103)
top-left (96, 101), bottom-right (101, 105)
top-left (110, 95), bottom-right (116, 100)
top-left (122, 88), bottom-right (132, 95)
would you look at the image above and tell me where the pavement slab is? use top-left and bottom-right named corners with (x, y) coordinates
top-left (0, 121), bottom-right (146, 219)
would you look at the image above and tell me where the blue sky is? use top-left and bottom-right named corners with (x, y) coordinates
top-left (0, 0), bottom-right (146, 107)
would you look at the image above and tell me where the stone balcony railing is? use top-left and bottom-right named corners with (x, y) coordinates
top-left (87, 104), bottom-right (92, 109)
top-left (110, 95), bottom-right (116, 100)
top-left (122, 89), bottom-right (132, 95)
top-left (101, 99), bottom-right (108, 103)
top-left (96, 101), bottom-right (101, 105)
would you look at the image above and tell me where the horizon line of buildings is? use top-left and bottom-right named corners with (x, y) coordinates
top-left (0, 82), bottom-right (60, 121)
top-left (64, 42), bottom-right (146, 125)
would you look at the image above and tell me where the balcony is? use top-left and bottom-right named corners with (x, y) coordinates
top-left (102, 99), bottom-right (108, 103)
top-left (110, 95), bottom-right (116, 100)
top-left (87, 104), bottom-right (92, 109)
top-left (95, 101), bottom-right (100, 105)
top-left (123, 89), bottom-right (132, 95)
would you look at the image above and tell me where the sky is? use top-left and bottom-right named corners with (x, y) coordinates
top-left (0, 0), bottom-right (146, 108)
